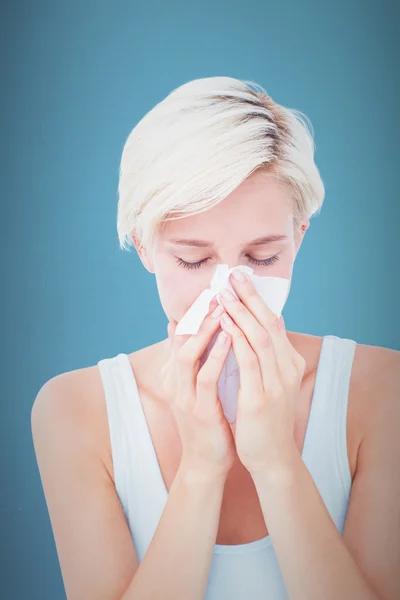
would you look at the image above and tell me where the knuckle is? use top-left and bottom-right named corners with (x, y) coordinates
top-left (271, 315), bottom-right (283, 333)
top-left (196, 371), bottom-right (215, 391)
top-left (232, 326), bottom-right (245, 339)
top-left (247, 287), bottom-right (259, 299)
top-left (297, 354), bottom-right (307, 373)
top-left (242, 352), bottom-right (259, 369)
top-left (241, 393), bottom-right (266, 416)
top-left (292, 351), bottom-right (306, 372)
top-left (247, 402), bottom-right (265, 417)
top-left (235, 301), bottom-right (246, 314)
top-left (258, 332), bottom-right (272, 349)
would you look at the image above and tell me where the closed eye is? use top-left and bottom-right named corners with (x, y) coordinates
top-left (175, 254), bottom-right (280, 270)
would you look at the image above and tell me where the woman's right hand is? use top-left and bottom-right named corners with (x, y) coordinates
top-left (160, 297), bottom-right (237, 480)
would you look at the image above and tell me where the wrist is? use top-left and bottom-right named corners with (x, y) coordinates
top-left (247, 443), bottom-right (300, 486)
top-left (178, 459), bottom-right (229, 489)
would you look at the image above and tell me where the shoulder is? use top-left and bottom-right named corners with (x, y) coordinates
top-left (31, 361), bottom-right (116, 482)
top-left (351, 341), bottom-right (400, 432)
top-left (291, 332), bottom-right (399, 477)
top-left (340, 344), bottom-right (400, 596)
top-left (350, 341), bottom-right (399, 422)
top-left (31, 342), bottom-right (164, 483)
top-left (297, 332), bottom-right (399, 421)
top-left (31, 365), bottom-right (141, 598)
top-left (343, 340), bottom-right (400, 478)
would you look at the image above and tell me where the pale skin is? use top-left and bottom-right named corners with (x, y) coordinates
top-left (31, 170), bottom-right (400, 599)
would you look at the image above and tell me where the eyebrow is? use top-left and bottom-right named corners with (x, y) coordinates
top-left (166, 234), bottom-right (288, 248)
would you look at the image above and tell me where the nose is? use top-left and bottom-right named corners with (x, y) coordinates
top-left (220, 258), bottom-right (247, 270)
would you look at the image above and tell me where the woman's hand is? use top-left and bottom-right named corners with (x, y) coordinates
top-left (217, 271), bottom-right (307, 478)
top-left (161, 297), bottom-right (237, 480)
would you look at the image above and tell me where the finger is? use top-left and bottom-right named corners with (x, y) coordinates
top-left (162, 322), bottom-right (180, 402)
top-left (178, 299), bottom-right (224, 361)
top-left (224, 273), bottom-right (294, 378)
top-left (220, 314), bottom-right (263, 400)
top-left (169, 296), bottom-right (219, 350)
top-left (166, 308), bottom-right (219, 407)
top-left (166, 297), bottom-right (220, 387)
top-left (176, 301), bottom-right (226, 391)
top-left (219, 290), bottom-right (279, 388)
top-left (207, 295), bottom-right (219, 313)
top-left (195, 330), bottom-right (232, 418)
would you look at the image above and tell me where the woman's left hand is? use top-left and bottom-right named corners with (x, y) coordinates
top-left (218, 271), bottom-right (307, 479)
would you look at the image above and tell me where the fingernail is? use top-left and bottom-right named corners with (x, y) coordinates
top-left (232, 269), bottom-right (246, 282)
top-left (220, 288), bottom-right (235, 302)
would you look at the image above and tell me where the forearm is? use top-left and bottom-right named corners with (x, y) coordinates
top-left (122, 462), bottom-right (226, 600)
top-left (251, 446), bottom-right (379, 600)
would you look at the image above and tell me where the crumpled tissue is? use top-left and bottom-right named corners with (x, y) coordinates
top-left (175, 264), bottom-right (291, 424)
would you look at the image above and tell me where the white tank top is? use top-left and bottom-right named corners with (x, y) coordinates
top-left (97, 334), bottom-right (357, 600)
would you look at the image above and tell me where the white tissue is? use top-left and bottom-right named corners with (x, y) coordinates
top-left (175, 264), bottom-right (291, 424)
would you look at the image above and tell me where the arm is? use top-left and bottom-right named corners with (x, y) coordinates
top-left (250, 347), bottom-right (400, 600)
top-left (124, 463), bottom-right (225, 600)
top-left (31, 371), bottom-right (226, 600)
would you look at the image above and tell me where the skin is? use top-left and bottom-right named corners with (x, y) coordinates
top-left (135, 170), bottom-right (303, 330)
top-left (129, 169), bottom-right (315, 535)
top-left (124, 169), bottom-right (347, 541)
top-left (31, 168), bottom-right (400, 599)
top-left (125, 171), bottom-right (350, 515)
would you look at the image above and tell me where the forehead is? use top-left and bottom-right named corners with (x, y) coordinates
top-left (161, 172), bottom-right (293, 243)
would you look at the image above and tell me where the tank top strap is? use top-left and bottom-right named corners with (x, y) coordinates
top-left (302, 335), bottom-right (357, 495)
top-left (97, 352), bottom-right (165, 501)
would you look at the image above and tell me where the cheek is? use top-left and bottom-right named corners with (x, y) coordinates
top-left (280, 253), bottom-right (294, 277)
top-left (155, 266), bottom-right (209, 322)
top-left (271, 249), bottom-right (294, 278)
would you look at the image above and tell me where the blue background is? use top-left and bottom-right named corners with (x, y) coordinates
top-left (1, 0), bottom-right (399, 598)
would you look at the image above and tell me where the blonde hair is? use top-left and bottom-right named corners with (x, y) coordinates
top-left (117, 76), bottom-right (325, 258)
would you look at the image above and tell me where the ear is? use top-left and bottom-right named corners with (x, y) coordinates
top-left (131, 234), bottom-right (155, 274)
top-left (293, 218), bottom-right (310, 258)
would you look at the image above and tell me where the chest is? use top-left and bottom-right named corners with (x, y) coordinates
top-left (134, 368), bottom-right (360, 546)
top-left (99, 336), bottom-right (364, 547)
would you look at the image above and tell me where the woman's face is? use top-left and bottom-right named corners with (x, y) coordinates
top-left (135, 171), bottom-right (309, 326)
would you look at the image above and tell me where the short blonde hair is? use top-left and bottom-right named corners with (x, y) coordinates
top-left (117, 76), bottom-right (325, 257)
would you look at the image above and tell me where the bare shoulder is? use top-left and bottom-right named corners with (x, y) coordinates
top-left (290, 332), bottom-right (399, 480)
top-left (340, 342), bottom-right (400, 599)
top-left (31, 363), bottom-right (141, 599)
top-left (32, 341), bottom-right (166, 482)
top-left (349, 341), bottom-right (400, 422)
top-left (32, 360), bottom-right (116, 482)
top-left (346, 340), bottom-right (400, 468)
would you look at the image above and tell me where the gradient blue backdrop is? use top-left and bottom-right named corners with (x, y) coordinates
top-left (1, 0), bottom-right (399, 598)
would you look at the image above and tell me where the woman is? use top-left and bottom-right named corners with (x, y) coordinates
top-left (31, 76), bottom-right (400, 600)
